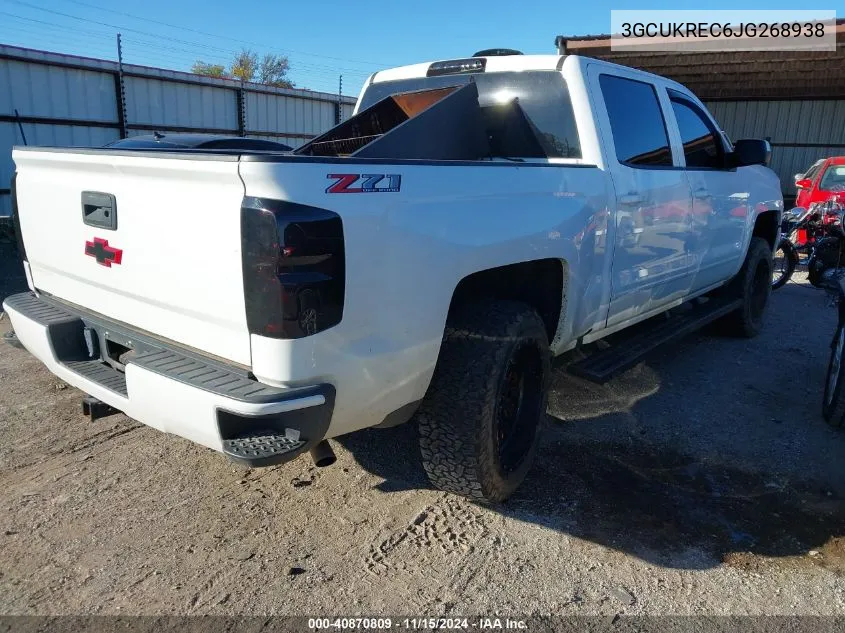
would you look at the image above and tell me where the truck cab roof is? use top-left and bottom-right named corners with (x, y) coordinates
top-left (366, 53), bottom-right (690, 100)
top-left (370, 54), bottom-right (565, 84)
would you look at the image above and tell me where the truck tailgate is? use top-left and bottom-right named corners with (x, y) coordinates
top-left (12, 149), bottom-right (251, 366)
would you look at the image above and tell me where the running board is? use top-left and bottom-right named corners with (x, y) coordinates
top-left (568, 297), bottom-right (742, 384)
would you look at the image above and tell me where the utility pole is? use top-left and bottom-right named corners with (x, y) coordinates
top-left (115, 33), bottom-right (128, 138)
top-left (336, 74), bottom-right (343, 124)
top-left (237, 77), bottom-right (246, 137)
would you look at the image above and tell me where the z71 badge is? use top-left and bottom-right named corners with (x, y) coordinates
top-left (326, 174), bottom-right (401, 193)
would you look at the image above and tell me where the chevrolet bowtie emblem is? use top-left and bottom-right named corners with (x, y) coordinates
top-left (85, 237), bottom-right (123, 267)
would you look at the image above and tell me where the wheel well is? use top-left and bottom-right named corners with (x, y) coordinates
top-left (752, 210), bottom-right (779, 250)
top-left (449, 260), bottom-right (564, 341)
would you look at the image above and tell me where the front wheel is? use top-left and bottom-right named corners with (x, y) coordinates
top-left (823, 323), bottom-right (845, 428)
top-left (416, 300), bottom-right (550, 503)
top-left (716, 237), bottom-right (772, 338)
top-left (772, 238), bottom-right (797, 290)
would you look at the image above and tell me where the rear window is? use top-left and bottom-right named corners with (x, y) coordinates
top-left (359, 71), bottom-right (581, 159)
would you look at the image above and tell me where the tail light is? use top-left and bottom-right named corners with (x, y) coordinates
top-left (10, 173), bottom-right (27, 261)
top-left (241, 197), bottom-right (344, 339)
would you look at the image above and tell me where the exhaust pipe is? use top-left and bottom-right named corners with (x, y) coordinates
top-left (309, 440), bottom-right (336, 467)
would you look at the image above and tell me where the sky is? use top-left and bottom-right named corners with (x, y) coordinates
top-left (0, 0), bottom-right (838, 95)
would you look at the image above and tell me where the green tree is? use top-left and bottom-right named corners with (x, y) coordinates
top-left (259, 53), bottom-right (294, 88)
top-left (230, 49), bottom-right (258, 82)
top-left (191, 50), bottom-right (294, 87)
top-left (191, 61), bottom-right (227, 78)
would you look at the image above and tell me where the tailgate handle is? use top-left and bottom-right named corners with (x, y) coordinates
top-left (81, 191), bottom-right (117, 230)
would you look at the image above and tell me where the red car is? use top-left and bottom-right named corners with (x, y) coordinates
top-left (795, 156), bottom-right (845, 208)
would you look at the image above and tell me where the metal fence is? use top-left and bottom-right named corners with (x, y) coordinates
top-left (0, 43), bottom-right (358, 216)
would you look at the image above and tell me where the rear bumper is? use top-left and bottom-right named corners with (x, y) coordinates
top-left (2, 291), bottom-right (334, 466)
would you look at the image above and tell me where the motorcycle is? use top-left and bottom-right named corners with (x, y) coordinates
top-left (807, 200), bottom-right (845, 289)
top-left (815, 202), bottom-right (845, 428)
top-left (772, 206), bottom-right (808, 289)
top-left (772, 201), bottom-right (845, 289)
top-left (822, 275), bottom-right (845, 428)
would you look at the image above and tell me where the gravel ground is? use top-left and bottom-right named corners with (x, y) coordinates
top-left (0, 242), bottom-right (843, 617)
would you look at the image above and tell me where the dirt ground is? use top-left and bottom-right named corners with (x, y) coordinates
top-left (0, 241), bottom-right (844, 617)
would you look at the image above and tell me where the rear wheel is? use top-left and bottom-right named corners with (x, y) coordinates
top-left (823, 323), bottom-right (845, 428)
top-left (416, 300), bottom-right (550, 503)
top-left (717, 237), bottom-right (772, 338)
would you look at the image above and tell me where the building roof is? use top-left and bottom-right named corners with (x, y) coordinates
top-left (557, 21), bottom-right (845, 100)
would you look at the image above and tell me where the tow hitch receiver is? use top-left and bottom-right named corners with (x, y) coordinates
top-left (82, 395), bottom-right (121, 421)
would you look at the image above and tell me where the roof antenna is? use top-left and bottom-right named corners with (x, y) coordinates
top-left (153, 130), bottom-right (164, 140)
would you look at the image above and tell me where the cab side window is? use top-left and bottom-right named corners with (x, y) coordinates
top-left (668, 91), bottom-right (725, 169)
top-left (599, 74), bottom-right (672, 167)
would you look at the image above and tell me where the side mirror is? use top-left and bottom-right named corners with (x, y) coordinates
top-left (795, 178), bottom-right (813, 190)
top-left (730, 139), bottom-right (771, 167)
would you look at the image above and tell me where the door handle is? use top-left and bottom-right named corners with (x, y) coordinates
top-left (693, 188), bottom-right (712, 200)
top-left (619, 193), bottom-right (644, 206)
top-left (81, 191), bottom-right (118, 230)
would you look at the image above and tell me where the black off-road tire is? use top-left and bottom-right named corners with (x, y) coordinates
top-left (823, 323), bottom-right (845, 428)
top-left (717, 237), bottom-right (772, 338)
top-left (416, 300), bottom-right (551, 503)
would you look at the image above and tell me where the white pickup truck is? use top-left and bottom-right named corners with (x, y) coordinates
top-left (4, 52), bottom-right (781, 502)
